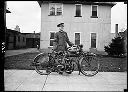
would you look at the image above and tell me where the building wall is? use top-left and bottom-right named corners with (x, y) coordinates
top-left (7, 35), bottom-right (14, 49)
top-left (6, 29), bottom-right (26, 49)
top-left (6, 29), bottom-right (41, 50)
top-left (25, 33), bottom-right (40, 48)
top-left (16, 34), bottom-right (26, 48)
top-left (40, 3), bottom-right (113, 51)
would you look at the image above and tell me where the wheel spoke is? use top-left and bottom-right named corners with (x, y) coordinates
top-left (34, 53), bottom-right (51, 75)
top-left (80, 55), bottom-right (99, 76)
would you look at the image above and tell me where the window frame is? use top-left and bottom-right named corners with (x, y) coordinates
top-left (91, 5), bottom-right (98, 18)
top-left (49, 31), bottom-right (56, 47)
top-left (90, 32), bottom-right (97, 48)
top-left (74, 32), bottom-right (81, 45)
top-left (74, 4), bottom-right (82, 17)
top-left (49, 3), bottom-right (63, 16)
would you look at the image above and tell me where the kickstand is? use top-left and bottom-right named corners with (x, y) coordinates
top-left (78, 66), bottom-right (81, 75)
top-left (78, 71), bottom-right (80, 75)
top-left (77, 63), bottom-right (81, 75)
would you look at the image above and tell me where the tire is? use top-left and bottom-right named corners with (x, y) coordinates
top-left (34, 53), bottom-right (51, 75)
top-left (79, 54), bottom-right (99, 76)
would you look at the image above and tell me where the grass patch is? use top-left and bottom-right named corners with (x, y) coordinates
top-left (98, 56), bottom-right (127, 72)
top-left (4, 52), bottom-right (40, 70)
top-left (4, 52), bottom-right (127, 72)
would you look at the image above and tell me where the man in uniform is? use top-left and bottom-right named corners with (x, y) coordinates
top-left (53, 23), bottom-right (73, 51)
top-left (53, 23), bottom-right (74, 74)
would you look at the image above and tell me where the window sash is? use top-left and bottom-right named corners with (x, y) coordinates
top-left (50, 32), bottom-right (55, 46)
top-left (75, 33), bottom-right (80, 45)
top-left (91, 39), bottom-right (96, 48)
top-left (50, 32), bottom-right (55, 39)
top-left (91, 33), bottom-right (96, 39)
top-left (56, 4), bottom-right (62, 15)
top-left (91, 33), bottom-right (96, 48)
top-left (50, 8), bottom-right (55, 15)
top-left (92, 6), bottom-right (97, 11)
top-left (49, 4), bottom-right (55, 15)
top-left (50, 39), bottom-right (54, 46)
top-left (92, 11), bottom-right (97, 16)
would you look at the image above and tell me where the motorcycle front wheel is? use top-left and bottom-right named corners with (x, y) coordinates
top-left (79, 53), bottom-right (99, 76)
top-left (33, 53), bottom-right (51, 75)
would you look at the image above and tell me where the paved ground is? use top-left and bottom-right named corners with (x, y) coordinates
top-left (5, 48), bottom-right (39, 57)
top-left (4, 70), bottom-right (127, 91)
top-left (4, 48), bottom-right (127, 91)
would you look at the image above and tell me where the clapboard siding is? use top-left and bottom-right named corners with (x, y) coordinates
top-left (40, 3), bottom-right (113, 51)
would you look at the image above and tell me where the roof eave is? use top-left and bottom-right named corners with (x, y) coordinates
top-left (37, 1), bottom-right (42, 7)
top-left (37, 1), bottom-right (116, 7)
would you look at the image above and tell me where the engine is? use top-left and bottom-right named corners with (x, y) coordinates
top-left (56, 57), bottom-right (74, 73)
top-left (53, 51), bottom-right (73, 73)
top-left (64, 57), bottom-right (74, 73)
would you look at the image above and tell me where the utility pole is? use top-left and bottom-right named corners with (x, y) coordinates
top-left (33, 31), bottom-right (35, 48)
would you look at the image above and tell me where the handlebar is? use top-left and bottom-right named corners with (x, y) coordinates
top-left (67, 44), bottom-right (83, 51)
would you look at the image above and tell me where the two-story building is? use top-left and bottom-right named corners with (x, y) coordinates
top-left (38, 1), bottom-right (116, 51)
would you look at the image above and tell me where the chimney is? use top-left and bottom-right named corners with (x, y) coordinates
top-left (115, 24), bottom-right (118, 37)
top-left (15, 25), bottom-right (20, 32)
top-left (34, 31), bottom-right (35, 38)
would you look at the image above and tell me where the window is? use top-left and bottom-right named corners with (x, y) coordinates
top-left (75, 33), bottom-right (80, 45)
top-left (50, 32), bottom-right (55, 46)
top-left (91, 5), bottom-right (98, 18)
top-left (91, 33), bottom-right (96, 48)
top-left (75, 4), bottom-right (82, 17)
top-left (49, 3), bottom-right (62, 16)
top-left (18, 36), bottom-right (20, 42)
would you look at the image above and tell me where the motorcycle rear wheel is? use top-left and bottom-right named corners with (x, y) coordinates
top-left (34, 53), bottom-right (51, 75)
top-left (79, 54), bottom-right (99, 76)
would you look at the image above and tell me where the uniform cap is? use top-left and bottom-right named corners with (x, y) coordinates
top-left (57, 23), bottom-right (64, 27)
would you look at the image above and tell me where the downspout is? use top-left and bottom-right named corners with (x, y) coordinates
top-left (115, 24), bottom-right (118, 37)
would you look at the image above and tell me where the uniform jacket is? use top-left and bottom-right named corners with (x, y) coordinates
top-left (53, 31), bottom-right (73, 51)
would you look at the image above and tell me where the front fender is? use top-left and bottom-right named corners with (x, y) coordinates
top-left (33, 52), bottom-right (49, 63)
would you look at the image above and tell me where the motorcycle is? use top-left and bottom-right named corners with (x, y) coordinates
top-left (31, 44), bottom-right (99, 76)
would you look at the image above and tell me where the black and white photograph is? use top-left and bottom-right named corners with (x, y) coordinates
top-left (4, 1), bottom-right (127, 91)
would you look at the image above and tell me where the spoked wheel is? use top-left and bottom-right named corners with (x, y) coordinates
top-left (34, 53), bottom-right (51, 75)
top-left (79, 53), bottom-right (99, 76)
